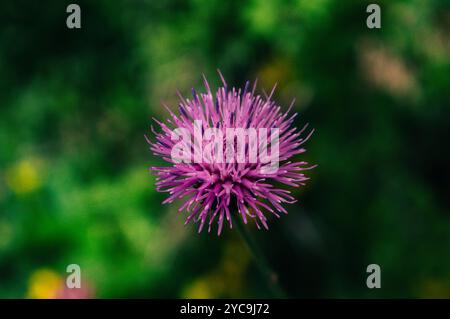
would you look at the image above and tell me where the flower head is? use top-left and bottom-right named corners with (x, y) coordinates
top-left (148, 74), bottom-right (315, 235)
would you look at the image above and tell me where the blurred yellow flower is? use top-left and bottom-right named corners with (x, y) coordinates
top-left (27, 269), bottom-right (62, 299)
top-left (182, 238), bottom-right (251, 299)
top-left (182, 277), bottom-right (216, 299)
top-left (5, 159), bottom-right (42, 195)
top-left (419, 279), bottom-right (450, 298)
top-left (257, 59), bottom-right (312, 109)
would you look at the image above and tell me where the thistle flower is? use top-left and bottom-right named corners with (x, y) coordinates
top-left (148, 74), bottom-right (315, 235)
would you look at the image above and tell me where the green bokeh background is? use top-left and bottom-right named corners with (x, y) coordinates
top-left (0, 0), bottom-right (449, 298)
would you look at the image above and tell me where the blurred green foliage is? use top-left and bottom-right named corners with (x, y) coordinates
top-left (0, 0), bottom-right (449, 298)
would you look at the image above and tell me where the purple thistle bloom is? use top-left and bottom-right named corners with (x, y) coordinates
top-left (147, 74), bottom-right (315, 235)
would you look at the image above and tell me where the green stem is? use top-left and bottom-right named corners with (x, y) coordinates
top-left (232, 215), bottom-right (287, 298)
